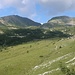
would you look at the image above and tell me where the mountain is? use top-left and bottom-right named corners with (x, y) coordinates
top-left (48, 16), bottom-right (75, 25)
top-left (42, 16), bottom-right (75, 28)
top-left (0, 15), bottom-right (41, 29)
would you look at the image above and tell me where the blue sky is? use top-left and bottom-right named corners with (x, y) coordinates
top-left (0, 0), bottom-right (75, 23)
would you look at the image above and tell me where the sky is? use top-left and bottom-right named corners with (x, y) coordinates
top-left (0, 0), bottom-right (75, 23)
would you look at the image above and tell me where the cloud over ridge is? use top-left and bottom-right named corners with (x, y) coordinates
top-left (0, 0), bottom-right (75, 21)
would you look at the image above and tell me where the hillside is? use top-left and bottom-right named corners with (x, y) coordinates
top-left (0, 15), bottom-right (41, 29)
top-left (42, 16), bottom-right (75, 29)
top-left (0, 37), bottom-right (75, 75)
top-left (48, 16), bottom-right (75, 25)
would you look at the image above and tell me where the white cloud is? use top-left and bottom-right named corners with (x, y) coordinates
top-left (38, 0), bottom-right (74, 15)
top-left (0, 0), bottom-right (36, 18)
top-left (0, 0), bottom-right (75, 20)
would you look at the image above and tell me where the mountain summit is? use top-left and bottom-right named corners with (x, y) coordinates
top-left (48, 16), bottom-right (75, 25)
top-left (0, 15), bottom-right (41, 28)
top-left (41, 16), bottom-right (75, 28)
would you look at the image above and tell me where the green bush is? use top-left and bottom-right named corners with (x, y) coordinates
top-left (59, 62), bottom-right (75, 75)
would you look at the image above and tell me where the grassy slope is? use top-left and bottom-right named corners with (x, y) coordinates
top-left (0, 37), bottom-right (75, 75)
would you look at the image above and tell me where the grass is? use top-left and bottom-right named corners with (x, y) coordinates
top-left (0, 37), bottom-right (75, 75)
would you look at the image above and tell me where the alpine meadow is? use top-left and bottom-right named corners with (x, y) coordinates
top-left (0, 15), bottom-right (75, 75)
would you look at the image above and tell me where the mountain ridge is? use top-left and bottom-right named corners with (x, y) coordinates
top-left (41, 16), bottom-right (75, 28)
top-left (48, 16), bottom-right (75, 25)
top-left (0, 15), bottom-right (75, 29)
top-left (0, 15), bottom-right (41, 29)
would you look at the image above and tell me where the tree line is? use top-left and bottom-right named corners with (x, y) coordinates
top-left (0, 28), bottom-right (70, 46)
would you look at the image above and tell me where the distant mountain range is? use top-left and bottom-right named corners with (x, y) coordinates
top-left (0, 15), bottom-right (75, 29)
top-left (0, 15), bottom-right (41, 29)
